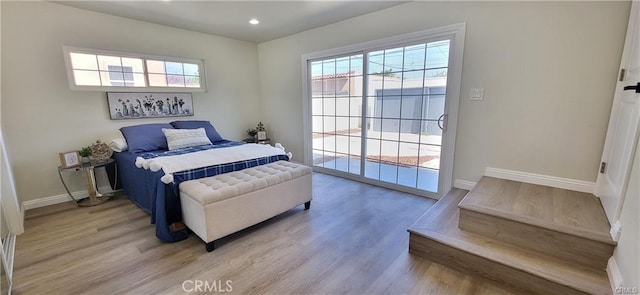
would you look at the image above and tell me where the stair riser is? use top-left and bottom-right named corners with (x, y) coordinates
top-left (409, 233), bottom-right (593, 295)
top-left (459, 208), bottom-right (614, 270)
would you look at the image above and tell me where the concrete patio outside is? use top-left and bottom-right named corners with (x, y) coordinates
top-left (312, 128), bottom-right (441, 192)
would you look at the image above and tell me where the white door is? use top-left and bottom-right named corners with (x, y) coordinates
top-left (595, 1), bottom-right (640, 232)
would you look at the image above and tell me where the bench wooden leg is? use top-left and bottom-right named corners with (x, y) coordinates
top-left (205, 241), bottom-right (216, 252)
top-left (304, 201), bottom-right (311, 210)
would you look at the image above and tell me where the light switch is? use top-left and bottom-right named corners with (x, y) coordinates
top-left (470, 88), bottom-right (484, 101)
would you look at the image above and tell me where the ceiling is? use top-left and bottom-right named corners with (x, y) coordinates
top-left (52, 1), bottom-right (407, 43)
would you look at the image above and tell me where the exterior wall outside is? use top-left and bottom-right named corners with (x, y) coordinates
top-left (311, 74), bottom-right (446, 134)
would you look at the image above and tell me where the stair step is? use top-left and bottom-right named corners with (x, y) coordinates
top-left (408, 189), bottom-right (612, 295)
top-left (458, 177), bottom-right (615, 269)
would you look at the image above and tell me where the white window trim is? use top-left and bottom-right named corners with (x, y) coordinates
top-left (62, 46), bottom-right (207, 92)
top-left (301, 22), bottom-right (466, 198)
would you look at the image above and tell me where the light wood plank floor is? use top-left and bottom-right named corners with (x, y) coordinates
top-left (410, 189), bottom-right (611, 294)
top-left (459, 177), bottom-right (613, 242)
top-left (14, 173), bottom-right (513, 295)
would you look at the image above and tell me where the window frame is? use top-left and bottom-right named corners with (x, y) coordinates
top-left (62, 46), bottom-right (207, 92)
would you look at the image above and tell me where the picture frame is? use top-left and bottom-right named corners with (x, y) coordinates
top-left (257, 131), bottom-right (267, 140)
top-left (59, 151), bottom-right (80, 168)
top-left (107, 92), bottom-right (194, 120)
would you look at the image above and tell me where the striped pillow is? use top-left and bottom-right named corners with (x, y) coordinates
top-left (162, 128), bottom-right (213, 150)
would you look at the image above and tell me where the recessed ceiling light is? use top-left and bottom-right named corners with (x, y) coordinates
top-left (249, 18), bottom-right (259, 25)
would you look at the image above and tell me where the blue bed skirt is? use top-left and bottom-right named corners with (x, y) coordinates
top-left (114, 144), bottom-right (289, 242)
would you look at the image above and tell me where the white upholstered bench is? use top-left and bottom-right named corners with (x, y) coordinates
top-left (179, 161), bottom-right (312, 252)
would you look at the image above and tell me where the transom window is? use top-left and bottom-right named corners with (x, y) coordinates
top-left (63, 46), bottom-right (206, 91)
top-left (146, 60), bottom-right (201, 88)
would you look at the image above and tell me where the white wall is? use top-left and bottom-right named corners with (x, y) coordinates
top-left (257, 1), bottom-right (630, 184)
top-left (1, 2), bottom-right (261, 202)
top-left (0, 1), bottom-right (631, 203)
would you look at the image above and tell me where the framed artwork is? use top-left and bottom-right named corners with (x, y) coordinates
top-left (59, 151), bottom-right (80, 168)
top-left (107, 92), bottom-right (194, 120)
top-left (257, 131), bottom-right (267, 140)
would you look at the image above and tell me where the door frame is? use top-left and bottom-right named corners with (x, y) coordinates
top-left (301, 23), bottom-right (466, 199)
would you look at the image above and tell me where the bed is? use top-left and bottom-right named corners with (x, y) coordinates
top-left (112, 121), bottom-right (290, 242)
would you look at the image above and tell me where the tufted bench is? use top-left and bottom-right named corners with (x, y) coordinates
top-left (179, 161), bottom-right (312, 251)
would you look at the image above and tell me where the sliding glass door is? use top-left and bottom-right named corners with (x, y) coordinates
top-left (306, 26), bottom-right (464, 197)
top-left (311, 55), bottom-right (364, 175)
top-left (363, 41), bottom-right (449, 193)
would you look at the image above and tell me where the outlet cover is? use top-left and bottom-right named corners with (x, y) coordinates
top-left (470, 88), bottom-right (484, 101)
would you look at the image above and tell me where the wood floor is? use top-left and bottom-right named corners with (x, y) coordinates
top-left (457, 177), bottom-right (615, 271)
top-left (14, 173), bottom-right (514, 295)
top-left (409, 179), bottom-right (612, 294)
top-left (458, 177), bottom-right (613, 242)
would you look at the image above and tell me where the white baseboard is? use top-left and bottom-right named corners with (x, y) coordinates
top-left (485, 167), bottom-right (595, 194)
top-left (454, 179), bottom-right (477, 191)
top-left (607, 256), bottom-right (624, 294)
top-left (610, 220), bottom-right (622, 241)
top-left (22, 191), bottom-right (86, 210)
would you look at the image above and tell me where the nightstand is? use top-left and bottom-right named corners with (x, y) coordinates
top-left (57, 158), bottom-right (119, 207)
top-left (243, 138), bottom-right (271, 145)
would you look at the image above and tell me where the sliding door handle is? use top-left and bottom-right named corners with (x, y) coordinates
top-left (437, 114), bottom-right (448, 131)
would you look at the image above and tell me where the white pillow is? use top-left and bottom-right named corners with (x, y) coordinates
top-left (109, 138), bottom-right (128, 152)
top-left (162, 128), bottom-right (212, 150)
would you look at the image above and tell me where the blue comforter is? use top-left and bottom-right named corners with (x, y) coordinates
top-left (114, 141), bottom-right (289, 242)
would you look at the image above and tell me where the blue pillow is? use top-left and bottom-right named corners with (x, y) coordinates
top-left (170, 120), bottom-right (224, 143)
top-left (120, 123), bottom-right (174, 153)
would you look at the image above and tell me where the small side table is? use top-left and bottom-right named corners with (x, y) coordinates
top-left (243, 138), bottom-right (271, 145)
top-left (57, 158), bottom-right (119, 207)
